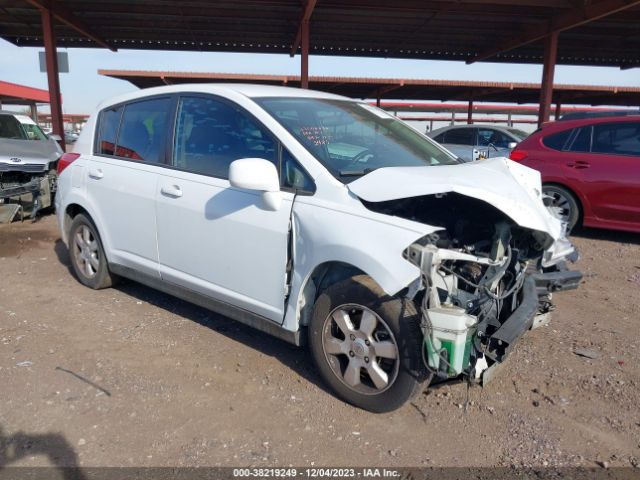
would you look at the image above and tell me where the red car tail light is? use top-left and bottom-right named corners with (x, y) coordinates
top-left (509, 150), bottom-right (528, 162)
top-left (57, 153), bottom-right (81, 175)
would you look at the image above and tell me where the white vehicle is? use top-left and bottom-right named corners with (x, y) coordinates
top-left (56, 85), bottom-right (581, 412)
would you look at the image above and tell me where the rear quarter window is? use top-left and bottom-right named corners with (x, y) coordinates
top-left (96, 106), bottom-right (123, 155)
top-left (542, 129), bottom-right (571, 150)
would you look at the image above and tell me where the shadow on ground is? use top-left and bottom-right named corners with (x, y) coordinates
top-left (53, 239), bottom-right (329, 396)
top-left (572, 226), bottom-right (640, 245)
top-left (0, 426), bottom-right (86, 480)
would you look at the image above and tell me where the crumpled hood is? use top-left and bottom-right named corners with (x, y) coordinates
top-left (0, 138), bottom-right (62, 166)
top-left (347, 157), bottom-right (564, 240)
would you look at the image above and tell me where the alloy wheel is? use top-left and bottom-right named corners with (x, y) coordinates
top-left (73, 225), bottom-right (100, 278)
top-left (322, 304), bottom-right (399, 395)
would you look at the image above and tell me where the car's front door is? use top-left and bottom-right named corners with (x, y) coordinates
top-left (477, 127), bottom-right (514, 158)
top-left (155, 95), bottom-right (294, 323)
top-left (441, 127), bottom-right (478, 161)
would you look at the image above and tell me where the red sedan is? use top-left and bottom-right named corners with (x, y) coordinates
top-left (510, 115), bottom-right (640, 233)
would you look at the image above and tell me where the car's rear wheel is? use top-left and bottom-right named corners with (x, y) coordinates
top-left (543, 185), bottom-right (580, 231)
top-left (309, 274), bottom-right (430, 412)
top-left (68, 214), bottom-right (116, 289)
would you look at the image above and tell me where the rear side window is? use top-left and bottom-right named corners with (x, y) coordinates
top-left (97, 106), bottom-right (123, 155)
top-left (116, 98), bottom-right (171, 163)
top-left (592, 122), bottom-right (640, 156)
top-left (444, 128), bottom-right (476, 146)
top-left (542, 129), bottom-right (571, 151)
top-left (432, 133), bottom-right (446, 143)
top-left (568, 126), bottom-right (592, 152)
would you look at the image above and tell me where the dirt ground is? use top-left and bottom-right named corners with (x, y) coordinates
top-left (0, 214), bottom-right (638, 469)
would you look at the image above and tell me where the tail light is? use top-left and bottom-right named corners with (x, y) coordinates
top-left (509, 150), bottom-right (528, 162)
top-left (57, 153), bottom-right (81, 175)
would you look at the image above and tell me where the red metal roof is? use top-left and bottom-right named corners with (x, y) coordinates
top-left (98, 70), bottom-right (640, 107)
top-left (0, 80), bottom-right (51, 104)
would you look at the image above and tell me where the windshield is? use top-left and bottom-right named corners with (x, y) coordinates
top-left (507, 128), bottom-right (529, 141)
top-left (256, 98), bottom-right (459, 182)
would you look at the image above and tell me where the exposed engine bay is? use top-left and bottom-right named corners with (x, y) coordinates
top-left (0, 166), bottom-right (56, 221)
top-left (364, 192), bottom-right (582, 383)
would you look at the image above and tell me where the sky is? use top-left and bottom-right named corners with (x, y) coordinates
top-left (1, 38), bottom-right (639, 115)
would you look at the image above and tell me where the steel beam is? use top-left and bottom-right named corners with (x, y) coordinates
top-left (301, 19), bottom-right (309, 89)
top-left (468, 0), bottom-right (640, 64)
top-left (290, 0), bottom-right (317, 57)
top-left (24, 0), bottom-right (115, 51)
top-left (41, 7), bottom-right (65, 150)
top-left (538, 31), bottom-right (558, 127)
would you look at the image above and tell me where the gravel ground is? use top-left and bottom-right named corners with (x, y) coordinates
top-left (0, 215), bottom-right (638, 468)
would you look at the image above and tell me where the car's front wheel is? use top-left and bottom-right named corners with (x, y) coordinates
top-left (309, 275), bottom-right (430, 412)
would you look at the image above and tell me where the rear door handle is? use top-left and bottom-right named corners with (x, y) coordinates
top-left (575, 160), bottom-right (590, 169)
top-left (88, 169), bottom-right (103, 179)
top-left (160, 185), bottom-right (183, 198)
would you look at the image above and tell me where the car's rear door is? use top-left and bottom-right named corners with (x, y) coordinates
top-left (155, 95), bottom-right (295, 323)
top-left (562, 120), bottom-right (640, 225)
top-left (441, 127), bottom-right (478, 161)
top-left (87, 96), bottom-right (174, 278)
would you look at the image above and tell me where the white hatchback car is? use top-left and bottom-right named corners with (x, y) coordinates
top-left (56, 85), bottom-right (581, 412)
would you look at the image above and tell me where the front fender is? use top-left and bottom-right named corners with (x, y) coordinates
top-left (281, 200), bottom-right (439, 332)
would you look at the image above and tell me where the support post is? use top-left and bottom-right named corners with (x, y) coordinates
top-left (507, 112), bottom-right (513, 127)
top-left (450, 112), bottom-right (455, 126)
top-left (301, 19), bottom-right (309, 89)
top-left (31, 102), bottom-right (38, 123)
top-left (429, 120), bottom-right (434, 132)
top-left (538, 31), bottom-right (558, 127)
top-left (41, 7), bottom-right (65, 150)
top-left (555, 102), bottom-right (562, 120)
top-left (376, 95), bottom-right (381, 108)
top-left (467, 99), bottom-right (474, 124)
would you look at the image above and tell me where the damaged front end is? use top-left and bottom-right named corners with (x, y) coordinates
top-left (365, 192), bottom-right (582, 385)
top-left (0, 163), bottom-right (56, 222)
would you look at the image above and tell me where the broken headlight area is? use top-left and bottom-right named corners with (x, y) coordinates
top-left (0, 169), bottom-right (54, 221)
top-left (365, 193), bottom-right (581, 384)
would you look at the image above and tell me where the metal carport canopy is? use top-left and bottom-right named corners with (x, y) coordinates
top-left (1, 0), bottom-right (640, 69)
top-left (98, 70), bottom-right (640, 107)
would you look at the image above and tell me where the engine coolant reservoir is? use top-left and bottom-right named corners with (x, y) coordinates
top-left (424, 304), bottom-right (478, 376)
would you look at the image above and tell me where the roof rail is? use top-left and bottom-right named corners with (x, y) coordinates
top-left (558, 109), bottom-right (640, 121)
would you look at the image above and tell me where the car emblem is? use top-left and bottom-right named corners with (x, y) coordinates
top-left (9, 157), bottom-right (21, 163)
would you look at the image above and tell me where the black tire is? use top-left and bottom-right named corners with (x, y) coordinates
top-left (309, 274), bottom-right (430, 412)
top-left (543, 184), bottom-right (581, 231)
top-left (68, 214), bottom-right (116, 289)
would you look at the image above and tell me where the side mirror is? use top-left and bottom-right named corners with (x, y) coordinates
top-left (229, 158), bottom-right (282, 211)
top-left (508, 141), bottom-right (518, 149)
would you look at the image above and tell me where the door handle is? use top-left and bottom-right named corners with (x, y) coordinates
top-left (574, 160), bottom-right (590, 169)
top-left (160, 185), bottom-right (183, 198)
top-left (88, 169), bottom-right (103, 179)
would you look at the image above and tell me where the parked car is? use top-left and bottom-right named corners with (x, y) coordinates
top-left (55, 85), bottom-right (580, 412)
top-left (0, 110), bottom-right (62, 219)
top-left (428, 124), bottom-right (528, 162)
top-left (510, 115), bottom-right (640, 233)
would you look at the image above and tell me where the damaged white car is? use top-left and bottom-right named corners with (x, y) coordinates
top-left (0, 110), bottom-right (62, 221)
top-left (56, 85), bottom-right (581, 412)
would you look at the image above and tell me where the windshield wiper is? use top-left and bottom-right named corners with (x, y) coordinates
top-left (339, 167), bottom-right (378, 177)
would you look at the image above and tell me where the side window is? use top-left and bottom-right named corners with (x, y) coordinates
top-left (173, 97), bottom-right (277, 178)
top-left (281, 149), bottom-right (315, 193)
top-left (568, 126), bottom-right (592, 153)
top-left (477, 128), bottom-right (512, 148)
top-left (97, 106), bottom-right (123, 156)
top-left (592, 122), bottom-right (640, 156)
top-left (433, 133), bottom-right (446, 143)
top-left (444, 128), bottom-right (475, 146)
top-left (542, 129), bottom-right (571, 151)
top-left (116, 98), bottom-right (171, 163)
